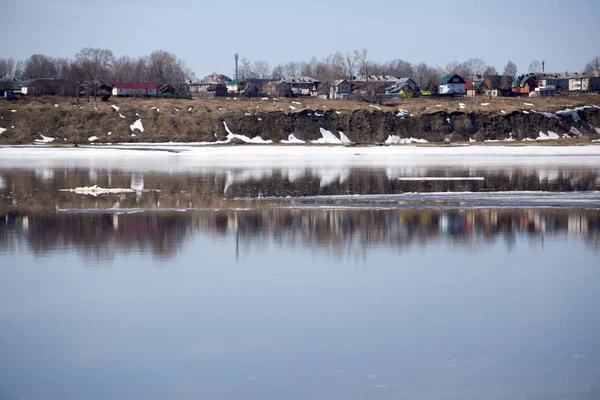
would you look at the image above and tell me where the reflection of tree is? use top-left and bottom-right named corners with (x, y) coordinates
top-left (4, 208), bottom-right (597, 261)
top-left (1, 167), bottom-right (598, 214)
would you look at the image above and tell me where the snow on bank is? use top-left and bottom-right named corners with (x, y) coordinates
top-left (280, 134), bottom-right (305, 144)
top-left (130, 119), bottom-right (144, 133)
top-left (311, 128), bottom-right (345, 144)
top-left (385, 135), bottom-right (428, 144)
top-left (88, 136), bottom-right (98, 142)
top-left (223, 121), bottom-right (272, 144)
top-left (537, 131), bottom-right (560, 141)
top-left (111, 105), bottom-right (120, 111)
top-left (34, 135), bottom-right (55, 144)
top-left (0, 127), bottom-right (6, 136)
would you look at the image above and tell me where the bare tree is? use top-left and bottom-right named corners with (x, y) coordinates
top-left (0, 58), bottom-right (17, 79)
top-left (75, 47), bottom-right (114, 100)
top-left (583, 55), bottom-right (600, 75)
top-left (528, 60), bottom-right (542, 73)
top-left (503, 60), bottom-right (517, 77)
top-left (344, 52), bottom-right (355, 80)
top-left (353, 49), bottom-right (369, 80)
top-left (20, 54), bottom-right (59, 79)
top-left (252, 60), bottom-right (270, 79)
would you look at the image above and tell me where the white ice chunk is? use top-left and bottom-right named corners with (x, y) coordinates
top-left (280, 134), bottom-right (305, 144)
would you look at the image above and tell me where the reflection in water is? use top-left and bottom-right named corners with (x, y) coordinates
top-left (1, 209), bottom-right (599, 260)
top-left (1, 166), bottom-right (599, 213)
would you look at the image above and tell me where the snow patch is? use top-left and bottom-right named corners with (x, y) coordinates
top-left (396, 109), bottom-right (409, 118)
top-left (312, 128), bottom-right (343, 144)
top-left (257, 118), bottom-right (262, 121)
top-left (524, 102), bottom-right (534, 106)
top-left (469, 138), bottom-right (476, 143)
top-left (289, 106), bottom-right (296, 110)
top-left (130, 119), bottom-right (144, 133)
top-left (111, 105), bottom-right (120, 111)
top-left (0, 127), bottom-right (6, 136)
top-left (537, 131), bottom-right (560, 141)
top-left (280, 134), bottom-right (305, 144)
top-left (385, 135), bottom-right (428, 144)
top-left (222, 121), bottom-right (272, 144)
top-left (107, 132), bottom-right (112, 136)
top-left (54, 104), bottom-right (59, 107)
top-left (10, 110), bottom-right (17, 112)
top-left (119, 113), bottom-right (126, 119)
top-left (481, 103), bottom-right (489, 106)
top-left (369, 105), bottom-right (382, 110)
top-left (335, 111), bottom-right (341, 115)
top-left (500, 110), bottom-right (506, 114)
top-left (34, 135), bottom-right (55, 144)
top-left (292, 101), bottom-right (301, 105)
top-left (314, 112), bottom-right (324, 117)
top-left (569, 126), bottom-right (583, 137)
top-left (59, 185), bottom-right (150, 196)
top-left (338, 131), bottom-right (352, 144)
top-left (88, 136), bottom-right (98, 142)
top-left (522, 111), bottom-right (530, 114)
top-left (446, 118), bottom-right (451, 124)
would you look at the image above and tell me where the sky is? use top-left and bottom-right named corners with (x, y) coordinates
top-left (1, 0), bottom-right (599, 78)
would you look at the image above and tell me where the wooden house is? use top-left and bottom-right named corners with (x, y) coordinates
top-left (21, 79), bottom-right (74, 96)
top-left (482, 75), bottom-right (514, 97)
top-left (512, 75), bottom-right (537, 95)
top-left (269, 76), bottom-right (320, 97)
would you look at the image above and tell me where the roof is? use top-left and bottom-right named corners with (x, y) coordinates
top-left (21, 78), bottom-right (71, 87)
top-left (0, 81), bottom-right (21, 90)
top-left (331, 79), bottom-right (349, 86)
top-left (465, 81), bottom-right (483, 90)
top-left (440, 74), bottom-right (465, 84)
top-left (280, 76), bottom-right (320, 84)
top-left (204, 74), bottom-right (231, 83)
top-left (353, 75), bottom-right (400, 83)
top-left (114, 82), bottom-right (156, 90)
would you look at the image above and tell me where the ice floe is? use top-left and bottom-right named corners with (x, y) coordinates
top-left (59, 185), bottom-right (154, 196)
top-left (130, 119), bottom-right (144, 133)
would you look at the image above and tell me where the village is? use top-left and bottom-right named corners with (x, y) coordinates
top-left (1, 62), bottom-right (600, 102)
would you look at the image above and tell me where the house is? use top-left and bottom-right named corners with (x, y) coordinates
top-left (112, 82), bottom-right (157, 97)
top-left (0, 79), bottom-right (21, 97)
top-left (439, 74), bottom-right (465, 95)
top-left (384, 77), bottom-right (420, 98)
top-left (189, 74), bottom-right (232, 96)
top-left (158, 84), bottom-right (176, 94)
top-left (481, 75), bottom-right (514, 97)
top-left (529, 85), bottom-right (556, 97)
top-left (206, 84), bottom-right (228, 96)
top-left (465, 80), bottom-right (484, 96)
top-left (538, 73), bottom-right (570, 91)
top-left (329, 79), bottom-right (351, 99)
top-left (226, 79), bottom-right (270, 96)
top-left (512, 75), bottom-right (537, 95)
top-left (568, 74), bottom-right (600, 91)
top-left (268, 76), bottom-right (320, 97)
top-left (21, 78), bottom-right (74, 96)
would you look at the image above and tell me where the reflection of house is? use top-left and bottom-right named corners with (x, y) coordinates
top-left (512, 75), bottom-right (537, 95)
top-left (112, 82), bottom-right (157, 96)
top-left (329, 79), bottom-right (351, 99)
top-left (439, 74), bottom-right (465, 94)
top-left (269, 76), bottom-right (320, 97)
top-left (21, 78), bottom-right (74, 96)
top-left (481, 75), bottom-right (514, 97)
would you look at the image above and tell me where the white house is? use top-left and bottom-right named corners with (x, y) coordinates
top-left (439, 74), bottom-right (466, 95)
top-left (112, 82), bottom-right (157, 96)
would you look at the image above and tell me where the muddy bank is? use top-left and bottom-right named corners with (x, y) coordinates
top-left (1, 97), bottom-right (599, 144)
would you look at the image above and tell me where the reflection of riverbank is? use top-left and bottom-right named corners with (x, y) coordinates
top-left (2, 209), bottom-right (598, 260)
top-left (1, 166), bottom-right (598, 213)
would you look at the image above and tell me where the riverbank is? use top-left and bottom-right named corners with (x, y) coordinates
top-left (1, 95), bottom-right (600, 145)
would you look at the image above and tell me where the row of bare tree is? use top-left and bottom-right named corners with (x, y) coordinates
top-left (0, 48), bottom-right (195, 93)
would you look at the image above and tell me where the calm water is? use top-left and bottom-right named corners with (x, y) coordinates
top-left (1, 161), bottom-right (599, 400)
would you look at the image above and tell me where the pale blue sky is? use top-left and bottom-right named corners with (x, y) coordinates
top-left (2, 0), bottom-right (599, 77)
